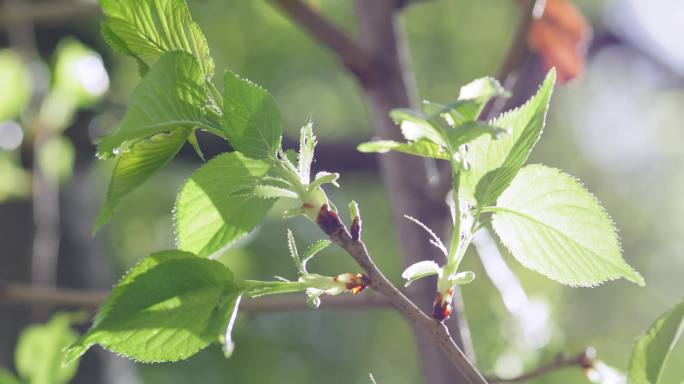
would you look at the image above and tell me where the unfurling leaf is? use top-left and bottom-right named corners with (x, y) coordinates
top-left (462, 69), bottom-right (556, 206)
top-left (95, 129), bottom-right (190, 233)
top-left (99, 0), bottom-right (214, 77)
top-left (223, 71), bottom-right (282, 159)
top-left (402, 260), bottom-right (442, 287)
top-left (628, 298), bottom-right (684, 384)
top-left (96, 52), bottom-right (218, 157)
top-left (65, 251), bottom-right (239, 364)
top-left (174, 152), bottom-right (275, 258)
top-left (298, 121), bottom-right (316, 184)
top-left (491, 164), bottom-right (644, 287)
top-left (390, 109), bottom-right (446, 146)
top-left (357, 140), bottom-right (450, 160)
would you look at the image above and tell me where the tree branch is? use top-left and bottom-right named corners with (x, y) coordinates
top-left (0, 0), bottom-right (99, 26)
top-left (0, 279), bottom-right (392, 313)
top-left (486, 349), bottom-right (595, 383)
top-left (270, 0), bottom-right (371, 83)
top-left (316, 205), bottom-right (487, 384)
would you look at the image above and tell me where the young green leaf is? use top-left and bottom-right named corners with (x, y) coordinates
top-left (402, 260), bottom-right (442, 287)
top-left (426, 77), bottom-right (507, 126)
top-left (99, 0), bottom-right (214, 78)
top-left (310, 172), bottom-right (340, 189)
top-left (444, 122), bottom-right (509, 150)
top-left (96, 52), bottom-right (218, 157)
top-left (301, 239), bottom-right (331, 269)
top-left (15, 313), bottom-right (79, 384)
top-left (357, 140), bottom-right (450, 160)
top-left (64, 250), bottom-right (239, 364)
top-left (390, 109), bottom-right (446, 146)
top-left (298, 121), bottom-right (316, 184)
top-left (94, 129), bottom-right (191, 233)
top-left (490, 164), bottom-right (644, 287)
top-left (628, 298), bottom-right (684, 384)
top-left (223, 71), bottom-right (282, 159)
top-left (174, 152), bottom-right (276, 258)
top-left (250, 184), bottom-right (299, 200)
top-left (462, 69), bottom-right (556, 206)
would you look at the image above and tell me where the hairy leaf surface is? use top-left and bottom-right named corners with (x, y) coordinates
top-left (491, 164), bottom-right (644, 286)
top-left (175, 152), bottom-right (275, 257)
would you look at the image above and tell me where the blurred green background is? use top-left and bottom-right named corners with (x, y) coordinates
top-left (1, 0), bottom-right (683, 383)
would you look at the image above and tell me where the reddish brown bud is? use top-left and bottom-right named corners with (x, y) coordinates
top-left (432, 288), bottom-right (454, 321)
top-left (317, 204), bottom-right (345, 237)
top-left (334, 273), bottom-right (369, 295)
top-left (351, 216), bottom-right (362, 241)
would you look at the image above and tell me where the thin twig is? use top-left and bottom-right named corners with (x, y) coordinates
top-left (316, 205), bottom-right (487, 384)
top-left (270, 0), bottom-right (371, 83)
top-left (0, 279), bottom-right (392, 313)
top-left (486, 349), bottom-right (594, 383)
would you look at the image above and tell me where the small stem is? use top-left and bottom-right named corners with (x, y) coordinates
top-left (486, 349), bottom-right (595, 383)
top-left (238, 279), bottom-right (309, 298)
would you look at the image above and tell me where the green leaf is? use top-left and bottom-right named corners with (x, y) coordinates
top-left (357, 140), bottom-right (450, 160)
top-left (249, 184), bottom-right (299, 200)
top-left (94, 129), bottom-right (190, 233)
top-left (298, 121), bottom-right (316, 184)
top-left (390, 109), bottom-right (446, 146)
top-left (444, 122), bottom-right (509, 150)
top-left (96, 52), bottom-right (217, 157)
top-left (99, 0), bottom-right (214, 78)
top-left (15, 313), bottom-right (79, 384)
top-left (425, 77), bottom-right (507, 127)
top-left (188, 130), bottom-right (206, 161)
top-left (301, 239), bottom-right (331, 268)
top-left (0, 368), bottom-right (20, 384)
top-left (64, 250), bottom-right (239, 364)
top-left (402, 260), bottom-right (441, 287)
top-left (174, 152), bottom-right (276, 257)
top-left (462, 69), bottom-right (556, 206)
top-left (222, 71), bottom-right (282, 159)
top-left (310, 172), bottom-right (340, 189)
top-left (490, 164), bottom-right (644, 287)
top-left (628, 298), bottom-right (684, 384)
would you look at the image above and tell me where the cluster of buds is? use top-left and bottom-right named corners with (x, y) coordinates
top-left (284, 228), bottom-right (368, 309)
top-left (301, 273), bottom-right (369, 309)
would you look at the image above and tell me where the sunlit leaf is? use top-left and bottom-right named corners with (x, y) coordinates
top-left (94, 129), bottom-right (190, 232)
top-left (491, 164), bottom-right (644, 287)
top-left (65, 250), bottom-right (239, 364)
top-left (96, 52), bottom-right (217, 157)
top-left (99, 0), bottom-right (214, 78)
top-left (462, 69), bottom-right (556, 206)
top-left (174, 152), bottom-right (276, 257)
top-left (222, 71), bottom-right (282, 159)
top-left (357, 139), bottom-right (450, 160)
